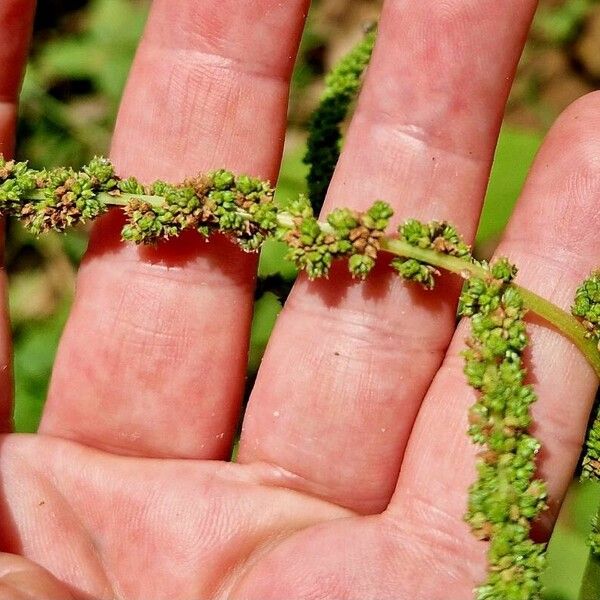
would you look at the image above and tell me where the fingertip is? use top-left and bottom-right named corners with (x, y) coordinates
top-left (531, 90), bottom-right (600, 169)
top-left (506, 91), bottom-right (600, 262)
top-left (554, 89), bottom-right (600, 124)
top-left (0, 0), bottom-right (35, 100)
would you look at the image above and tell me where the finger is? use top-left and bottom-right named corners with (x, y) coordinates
top-left (0, 554), bottom-right (75, 600)
top-left (0, 0), bottom-right (36, 431)
top-left (40, 0), bottom-right (309, 457)
top-left (0, 0), bottom-right (34, 154)
top-left (239, 0), bottom-right (537, 512)
top-left (386, 92), bottom-right (600, 596)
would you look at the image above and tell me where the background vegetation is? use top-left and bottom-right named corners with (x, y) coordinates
top-left (9, 0), bottom-right (600, 597)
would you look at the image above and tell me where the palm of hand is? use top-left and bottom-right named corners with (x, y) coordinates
top-left (1, 1), bottom-right (600, 599)
top-left (2, 435), bottom-right (465, 600)
top-left (1, 435), bottom-right (348, 599)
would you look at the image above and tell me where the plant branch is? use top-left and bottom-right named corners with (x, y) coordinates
top-left (26, 189), bottom-right (165, 207)
top-left (4, 151), bottom-right (598, 598)
top-left (28, 183), bottom-right (600, 380)
top-left (381, 238), bottom-right (600, 379)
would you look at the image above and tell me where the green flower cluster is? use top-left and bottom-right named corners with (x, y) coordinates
top-left (573, 272), bottom-right (600, 349)
top-left (304, 27), bottom-right (376, 212)
top-left (121, 170), bottom-right (277, 250)
top-left (0, 155), bottom-right (278, 250)
top-left (0, 156), bottom-right (37, 211)
top-left (582, 419), bottom-right (600, 482)
top-left (460, 260), bottom-right (547, 600)
top-left (391, 219), bottom-right (472, 289)
top-left (1, 155), bottom-right (118, 235)
top-left (278, 196), bottom-right (393, 279)
top-left (571, 273), bottom-right (600, 482)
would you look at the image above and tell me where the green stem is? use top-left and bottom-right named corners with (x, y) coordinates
top-left (579, 509), bottom-right (600, 600)
top-left (381, 238), bottom-right (600, 379)
top-left (27, 190), bottom-right (165, 207)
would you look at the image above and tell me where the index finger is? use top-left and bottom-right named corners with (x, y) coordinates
top-left (0, 0), bottom-right (34, 153)
top-left (40, 0), bottom-right (309, 457)
top-left (0, 0), bottom-right (36, 430)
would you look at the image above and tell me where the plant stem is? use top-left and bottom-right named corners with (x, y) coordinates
top-left (28, 190), bottom-right (600, 379)
top-left (27, 190), bottom-right (165, 207)
top-left (381, 238), bottom-right (600, 379)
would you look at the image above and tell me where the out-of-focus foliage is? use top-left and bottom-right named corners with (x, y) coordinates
top-left (508, 0), bottom-right (600, 130)
top-left (476, 127), bottom-right (542, 254)
top-left (13, 303), bottom-right (69, 432)
top-left (535, 0), bottom-right (598, 44)
top-left (18, 0), bottom-right (148, 168)
top-left (545, 482), bottom-right (600, 599)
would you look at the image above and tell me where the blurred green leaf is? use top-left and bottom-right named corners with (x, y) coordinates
top-left (18, 0), bottom-right (149, 167)
top-left (544, 482), bottom-right (600, 600)
top-left (258, 241), bottom-right (298, 280)
top-left (247, 292), bottom-right (282, 376)
top-left (274, 143), bottom-right (309, 207)
top-left (476, 126), bottom-right (542, 252)
top-left (13, 304), bottom-right (70, 432)
top-left (36, 0), bottom-right (148, 101)
top-left (535, 0), bottom-right (598, 45)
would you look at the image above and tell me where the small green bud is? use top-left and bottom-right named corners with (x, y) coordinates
top-left (491, 258), bottom-right (518, 283)
top-left (254, 203), bottom-right (278, 233)
top-left (299, 217), bottom-right (322, 242)
top-left (572, 272), bottom-right (600, 342)
top-left (348, 253), bottom-right (375, 279)
top-left (213, 170), bottom-right (235, 191)
top-left (147, 181), bottom-right (165, 196)
top-left (235, 174), bottom-right (261, 196)
top-left (327, 207), bottom-right (359, 233)
top-left (581, 416), bottom-right (600, 481)
top-left (121, 224), bottom-right (138, 242)
top-left (399, 219), bottom-right (431, 248)
top-left (364, 200), bottom-right (393, 230)
top-left (119, 177), bottom-right (145, 195)
top-left (287, 195), bottom-right (314, 219)
top-left (83, 156), bottom-right (116, 187)
top-left (391, 257), bottom-right (438, 289)
top-left (438, 223), bottom-right (471, 257)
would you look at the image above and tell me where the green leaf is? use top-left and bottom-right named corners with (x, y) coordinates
top-left (247, 292), bottom-right (282, 375)
top-left (476, 126), bottom-right (542, 252)
top-left (13, 304), bottom-right (70, 433)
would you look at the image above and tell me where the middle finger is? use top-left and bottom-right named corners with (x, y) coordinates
top-left (239, 0), bottom-right (538, 513)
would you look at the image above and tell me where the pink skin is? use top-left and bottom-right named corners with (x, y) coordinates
top-left (0, 0), bottom-right (34, 432)
top-left (0, 0), bottom-right (599, 598)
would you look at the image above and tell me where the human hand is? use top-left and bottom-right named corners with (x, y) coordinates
top-left (0, 1), bottom-right (598, 598)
